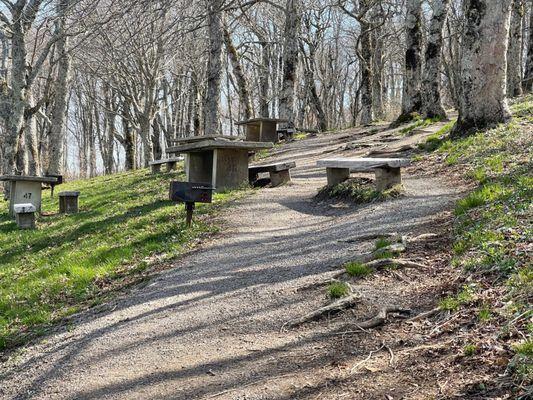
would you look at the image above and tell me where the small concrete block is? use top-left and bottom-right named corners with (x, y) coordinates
top-left (13, 203), bottom-right (36, 214)
top-left (270, 170), bottom-right (291, 187)
top-left (326, 167), bottom-right (350, 186)
top-left (375, 167), bottom-right (402, 191)
top-left (14, 204), bottom-right (36, 230)
top-left (59, 191), bottom-right (80, 214)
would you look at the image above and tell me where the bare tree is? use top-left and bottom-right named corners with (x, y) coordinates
top-left (453, 0), bottom-right (513, 136)
top-left (398, 0), bottom-right (423, 122)
top-left (507, 0), bottom-right (524, 97)
top-left (421, 0), bottom-right (451, 120)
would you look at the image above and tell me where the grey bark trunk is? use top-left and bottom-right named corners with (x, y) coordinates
top-left (279, 0), bottom-right (301, 128)
top-left (204, 0), bottom-right (223, 135)
top-left (421, 0), bottom-right (451, 119)
top-left (523, 3), bottom-right (533, 92)
top-left (507, 0), bottom-right (524, 97)
top-left (47, 0), bottom-right (71, 175)
top-left (398, 0), bottom-right (423, 122)
top-left (359, 16), bottom-right (374, 125)
top-left (453, 0), bottom-right (513, 137)
top-left (223, 24), bottom-right (253, 120)
top-left (259, 42), bottom-right (270, 117)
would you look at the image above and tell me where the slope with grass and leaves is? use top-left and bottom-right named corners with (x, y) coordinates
top-left (420, 95), bottom-right (532, 395)
top-left (0, 168), bottom-right (244, 350)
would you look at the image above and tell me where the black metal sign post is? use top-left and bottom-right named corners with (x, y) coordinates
top-left (185, 202), bottom-right (195, 227)
top-left (169, 182), bottom-right (215, 227)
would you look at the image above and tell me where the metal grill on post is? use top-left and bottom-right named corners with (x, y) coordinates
top-left (169, 181), bottom-right (215, 227)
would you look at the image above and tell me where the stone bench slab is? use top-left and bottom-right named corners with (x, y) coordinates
top-left (167, 140), bottom-right (273, 154)
top-left (14, 203), bottom-right (36, 214)
top-left (149, 157), bottom-right (184, 166)
top-left (317, 158), bottom-right (410, 171)
top-left (249, 161), bottom-right (296, 174)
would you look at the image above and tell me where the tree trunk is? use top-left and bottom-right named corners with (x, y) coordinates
top-left (453, 0), bottom-right (513, 137)
top-left (421, 0), bottom-right (451, 119)
top-left (279, 0), bottom-right (301, 128)
top-left (523, 3), bottom-right (533, 92)
top-left (223, 23), bottom-right (253, 120)
top-left (398, 0), bottom-right (423, 122)
top-left (359, 18), bottom-right (374, 125)
top-left (122, 113), bottom-right (135, 171)
top-left (259, 41), bottom-right (270, 117)
top-left (371, 15), bottom-right (384, 120)
top-left (507, 0), bottom-right (524, 97)
top-left (47, 0), bottom-right (71, 175)
top-left (204, 0), bottom-right (223, 135)
top-left (1, 26), bottom-right (27, 176)
top-left (25, 91), bottom-right (40, 175)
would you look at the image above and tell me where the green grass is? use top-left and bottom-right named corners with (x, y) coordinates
top-left (400, 115), bottom-right (443, 136)
top-left (345, 261), bottom-right (373, 277)
top-left (0, 168), bottom-right (247, 350)
top-left (463, 343), bottom-right (478, 357)
top-left (439, 285), bottom-right (475, 311)
top-left (418, 120), bottom-right (455, 151)
top-left (424, 96), bottom-right (532, 387)
top-left (327, 282), bottom-right (350, 299)
top-left (316, 179), bottom-right (404, 204)
top-left (374, 237), bottom-right (392, 250)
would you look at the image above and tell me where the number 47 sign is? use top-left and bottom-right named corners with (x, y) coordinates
top-left (23, 193), bottom-right (32, 199)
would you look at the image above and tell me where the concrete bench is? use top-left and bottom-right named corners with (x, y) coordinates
top-left (249, 161), bottom-right (296, 187)
top-left (149, 157), bottom-right (184, 173)
top-left (14, 203), bottom-right (36, 229)
top-left (277, 128), bottom-right (296, 142)
top-left (317, 158), bottom-right (411, 191)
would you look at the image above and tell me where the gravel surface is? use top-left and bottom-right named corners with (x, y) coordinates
top-left (0, 124), bottom-right (462, 399)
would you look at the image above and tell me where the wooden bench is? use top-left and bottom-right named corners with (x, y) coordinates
top-left (149, 157), bottom-right (184, 173)
top-left (249, 161), bottom-right (296, 187)
top-left (317, 158), bottom-right (411, 191)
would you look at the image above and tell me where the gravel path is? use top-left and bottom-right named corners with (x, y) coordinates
top-left (0, 124), bottom-right (462, 400)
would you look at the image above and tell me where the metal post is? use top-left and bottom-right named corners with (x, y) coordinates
top-left (185, 202), bottom-right (195, 227)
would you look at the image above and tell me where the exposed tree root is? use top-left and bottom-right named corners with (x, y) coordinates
top-left (284, 294), bottom-right (361, 329)
top-left (365, 258), bottom-right (429, 270)
top-left (352, 306), bottom-right (411, 330)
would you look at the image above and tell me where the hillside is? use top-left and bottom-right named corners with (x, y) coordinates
top-left (0, 169), bottom-right (243, 350)
top-left (0, 97), bottom-right (531, 399)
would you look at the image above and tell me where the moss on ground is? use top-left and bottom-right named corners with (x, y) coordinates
top-left (0, 168), bottom-right (247, 350)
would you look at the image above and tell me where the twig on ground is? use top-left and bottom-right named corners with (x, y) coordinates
top-left (407, 307), bottom-right (441, 322)
top-left (384, 344), bottom-right (395, 367)
top-left (350, 344), bottom-right (385, 374)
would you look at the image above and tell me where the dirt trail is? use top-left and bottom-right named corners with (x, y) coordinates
top-left (0, 123), bottom-right (465, 399)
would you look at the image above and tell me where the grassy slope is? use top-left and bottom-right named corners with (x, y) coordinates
top-left (0, 168), bottom-right (244, 350)
top-left (422, 95), bottom-right (532, 393)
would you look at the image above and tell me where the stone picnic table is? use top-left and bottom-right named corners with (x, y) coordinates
top-left (167, 134), bottom-right (246, 146)
top-left (236, 118), bottom-right (288, 143)
top-left (166, 136), bottom-right (273, 192)
top-left (0, 175), bottom-right (59, 217)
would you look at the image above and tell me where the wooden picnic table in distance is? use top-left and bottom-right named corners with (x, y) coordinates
top-left (167, 139), bottom-right (273, 192)
top-left (236, 118), bottom-right (288, 143)
top-left (0, 175), bottom-right (58, 217)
